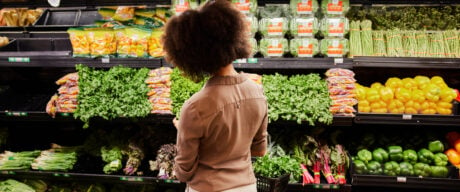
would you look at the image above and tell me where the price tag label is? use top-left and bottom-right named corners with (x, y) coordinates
top-left (247, 58), bottom-right (258, 63)
top-left (402, 114), bottom-right (412, 120)
top-left (334, 58), bottom-right (344, 64)
top-left (120, 177), bottom-right (144, 182)
top-left (397, 177), bottom-right (407, 183)
top-left (5, 112), bottom-right (28, 116)
top-left (8, 57), bottom-right (30, 62)
top-left (53, 173), bottom-right (61, 177)
top-left (164, 179), bottom-right (180, 183)
top-left (102, 58), bottom-right (110, 63)
top-left (234, 58), bottom-right (247, 63)
top-left (0, 171), bottom-right (14, 175)
top-left (59, 113), bottom-right (70, 117)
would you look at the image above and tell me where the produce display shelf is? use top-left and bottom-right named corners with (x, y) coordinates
top-left (287, 183), bottom-right (352, 192)
top-left (232, 58), bottom-right (354, 69)
top-left (0, 0), bottom-right (170, 8)
top-left (350, 0), bottom-right (460, 4)
top-left (354, 113), bottom-right (460, 126)
top-left (0, 53), bottom-right (162, 68)
top-left (0, 170), bottom-right (184, 186)
top-left (351, 174), bottom-right (460, 191)
top-left (354, 57), bottom-right (460, 69)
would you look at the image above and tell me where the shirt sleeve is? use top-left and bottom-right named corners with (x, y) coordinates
top-left (251, 103), bottom-right (268, 153)
top-left (175, 102), bottom-right (203, 182)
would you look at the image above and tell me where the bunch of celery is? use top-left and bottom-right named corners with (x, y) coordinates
top-left (0, 150), bottom-right (41, 170)
top-left (31, 145), bottom-right (78, 171)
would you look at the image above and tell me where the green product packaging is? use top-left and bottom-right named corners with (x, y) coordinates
top-left (290, 17), bottom-right (319, 38)
top-left (259, 38), bottom-right (289, 58)
top-left (320, 38), bottom-right (349, 57)
top-left (259, 17), bottom-right (289, 37)
top-left (320, 0), bottom-right (350, 17)
top-left (320, 17), bottom-right (349, 37)
top-left (290, 0), bottom-right (318, 16)
top-left (67, 27), bottom-right (91, 58)
top-left (290, 38), bottom-right (319, 57)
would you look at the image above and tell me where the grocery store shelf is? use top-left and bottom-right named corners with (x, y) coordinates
top-left (287, 183), bottom-right (352, 192)
top-left (0, 0), bottom-right (170, 8)
top-left (0, 53), bottom-right (162, 68)
top-left (353, 57), bottom-right (460, 69)
top-left (0, 170), bottom-right (184, 186)
top-left (352, 174), bottom-right (460, 191)
top-left (354, 113), bottom-right (460, 126)
top-left (232, 58), bottom-right (354, 69)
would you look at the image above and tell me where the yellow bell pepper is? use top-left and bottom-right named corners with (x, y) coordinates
top-left (371, 82), bottom-right (384, 90)
top-left (388, 99), bottom-right (405, 114)
top-left (437, 101), bottom-right (453, 109)
top-left (371, 108), bottom-right (388, 113)
top-left (431, 76), bottom-right (448, 89)
top-left (379, 87), bottom-right (394, 102)
top-left (385, 77), bottom-right (403, 90)
top-left (366, 88), bottom-right (381, 102)
top-left (404, 100), bottom-right (419, 114)
top-left (402, 78), bottom-right (417, 90)
top-left (436, 107), bottom-right (452, 115)
top-left (412, 101), bottom-right (421, 111)
top-left (414, 75), bottom-right (431, 90)
top-left (421, 108), bottom-right (437, 115)
top-left (423, 83), bottom-right (441, 102)
top-left (358, 100), bottom-right (371, 113)
top-left (395, 88), bottom-right (412, 103)
top-left (405, 107), bottom-right (418, 114)
top-left (412, 89), bottom-right (426, 103)
top-left (356, 86), bottom-right (367, 101)
top-left (439, 88), bottom-right (457, 102)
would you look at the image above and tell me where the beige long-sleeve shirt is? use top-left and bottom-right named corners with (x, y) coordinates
top-left (175, 73), bottom-right (268, 192)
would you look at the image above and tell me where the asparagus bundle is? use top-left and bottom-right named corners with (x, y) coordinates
top-left (428, 32), bottom-right (446, 58)
top-left (349, 20), bottom-right (362, 58)
top-left (0, 151), bottom-right (41, 170)
top-left (416, 31), bottom-right (429, 57)
top-left (386, 30), bottom-right (404, 57)
top-left (360, 20), bottom-right (373, 56)
top-left (402, 31), bottom-right (417, 57)
top-left (31, 144), bottom-right (78, 171)
top-left (372, 31), bottom-right (387, 57)
top-left (443, 30), bottom-right (459, 58)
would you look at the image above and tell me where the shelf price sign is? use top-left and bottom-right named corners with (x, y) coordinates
top-left (120, 177), bottom-right (144, 182)
top-left (1, 171), bottom-right (15, 175)
top-left (5, 112), bottom-right (28, 116)
top-left (8, 57), bottom-right (30, 62)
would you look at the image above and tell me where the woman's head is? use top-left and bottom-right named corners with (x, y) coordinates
top-left (162, 0), bottom-right (251, 82)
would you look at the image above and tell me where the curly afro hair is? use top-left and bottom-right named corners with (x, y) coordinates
top-left (162, 0), bottom-right (251, 82)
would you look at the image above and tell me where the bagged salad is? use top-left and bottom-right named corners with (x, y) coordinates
top-left (290, 0), bottom-right (319, 16)
top-left (172, 0), bottom-right (199, 15)
top-left (320, 17), bottom-right (349, 37)
top-left (259, 17), bottom-right (289, 37)
top-left (259, 4), bottom-right (290, 18)
top-left (320, 38), bottom-right (349, 57)
top-left (246, 16), bottom-right (258, 37)
top-left (290, 17), bottom-right (318, 37)
top-left (86, 27), bottom-right (117, 58)
top-left (231, 0), bottom-right (258, 15)
top-left (290, 38), bottom-right (319, 57)
top-left (68, 28), bottom-right (91, 57)
top-left (149, 30), bottom-right (165, 58)
top-left (259, 38), bottom-right (289, 57)
top-left (321, 0), bottom-right (350, 17)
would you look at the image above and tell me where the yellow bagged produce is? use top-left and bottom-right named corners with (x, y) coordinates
top-left (86, 28), bottom-right (116, 58)
top-left (68, 28), bottom-right (91, 57)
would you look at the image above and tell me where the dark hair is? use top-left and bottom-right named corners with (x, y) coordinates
top-left (162, 0), bottom-right (251, 82)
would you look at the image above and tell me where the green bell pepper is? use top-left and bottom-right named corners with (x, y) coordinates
top-left (417, 148), bottom-right (434, 164)
top-left (367, 161), bottom-right (383, 175)
top-left (373, 148), bottom-right (389, 163)
top-left (383, 161), bottom-right (401, 176)
top-left (433, 153), bottom-right (448, 166)
top-left (357, 149), bottom-right (372, 163)
top-left (399, 162), bottom-right (414, 176)
top-left (402, 149), bottom-right (418, 164)
top-left (353, 159), bottom-right (368, 174)
top-left (414, 162), bottom-right (431, 177)
top-left (431, 166), bottom-right (449, 178)
top-left (428, 140), bottom-right (444, 153)
top-left (388, 146), bottom-right (403, 162)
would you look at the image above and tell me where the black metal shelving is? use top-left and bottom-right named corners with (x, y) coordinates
top-left (287, 183), bottom-right (352, 192)
top-left (354, 113), bottom-right (460, 126)
top-left (354, 57), bottom-right (460, 69)
top-left (351, 174), bottom-right (460, 191)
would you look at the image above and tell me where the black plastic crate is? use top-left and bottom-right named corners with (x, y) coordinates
top-left (257, 174), bottom-right (290, 192)
top-left (34, 9), bottom-right (101, 26)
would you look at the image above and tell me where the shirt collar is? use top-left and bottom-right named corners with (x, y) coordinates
top-left (205, 73), bottom-right (248, 86)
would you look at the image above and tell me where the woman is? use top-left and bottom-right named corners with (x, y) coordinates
top-left (162, 0), bottom-right (268, 191)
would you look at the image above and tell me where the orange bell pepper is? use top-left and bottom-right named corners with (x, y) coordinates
top-left (445, 148), bottom-right (460, 165)
top-left (455, 139), bottom-right (460, 153)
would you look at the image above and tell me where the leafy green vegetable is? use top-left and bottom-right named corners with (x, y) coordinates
top-left (360, 20), bottom-right (373, 56)
top-left (253, 155), bottom-right (302, 182)
top-left (321, 0), bottom-right (350, 17)
top-left (259, 38), bottom-right (289, 58)
top-left (0, 150), bottom-right (41, 170)
top-left (320, 38), bottom-right (349, 57)
top-left (349, 20), bottom-right (362, 58)
top-left (170, 68), bottom-right (206, 116)
top-left (289, 17), bottom-right (319, 37)
top-left (372, 31), bottom-right (387, 56)
top-left (0, 179), bottom-right (35, 192)
top-left (320, 17), bottom-right (349, 37)
top-left (289, 38), bottom-right (319, 57)
top-left (262, 73), bottom-right (332, 125)
top-left (259, 18), bottom-right (289, 37)
top-left (75, 64), bottom-right (151, 128)
top-left (290, 0), bottom-right (318, 16)
top-left (101, 146), bottom-right (123, 174)
top-left (31, 150), bottom-right (78, 171)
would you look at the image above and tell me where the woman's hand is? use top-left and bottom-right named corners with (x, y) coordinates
top-left (173, 117), bottom-right (180, 129)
